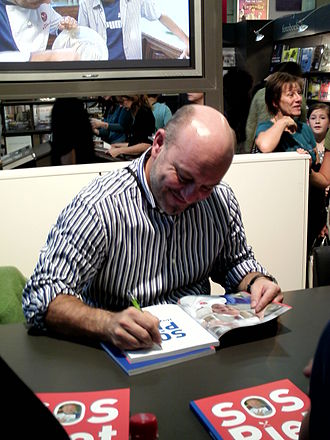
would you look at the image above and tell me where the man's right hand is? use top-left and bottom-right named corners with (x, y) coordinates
top-left (105, 307), bottom-right (162, 350)
top-left (45, 295), bottom-right (161, 351)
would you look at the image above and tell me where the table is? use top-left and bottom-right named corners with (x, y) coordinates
top-left (1, 286), bottom-right (329, 439)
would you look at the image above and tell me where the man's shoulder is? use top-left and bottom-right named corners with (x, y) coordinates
top-left (79, 165), bottom-right (137, 204)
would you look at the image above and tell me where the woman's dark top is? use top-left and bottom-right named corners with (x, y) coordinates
top-left (128, 106), bottom-right (155, 146)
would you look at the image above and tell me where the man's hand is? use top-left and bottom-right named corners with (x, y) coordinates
top-left (239, 273), bottom-right (283, 316)
top-left (45, 295), bottom-right (161, 351)
top-left (105, 307), bottom-right (162, 350)
top-left (249, 277), bottom-right (283, 315)
top-left (59, 16), bottom-right (78, 31)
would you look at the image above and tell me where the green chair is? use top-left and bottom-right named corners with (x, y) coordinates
top-left (0, 266), bottom-right (26, 324)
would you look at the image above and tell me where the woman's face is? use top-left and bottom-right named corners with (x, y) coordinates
top-left (121, 98), bottom-right (133, 109)
top-left (277, 82), bottom-right (302, 117)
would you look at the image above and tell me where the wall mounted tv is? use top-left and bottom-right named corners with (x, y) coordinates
top-left (0, 0), bottom-right (202, 82)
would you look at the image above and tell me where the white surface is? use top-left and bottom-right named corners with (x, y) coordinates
top-left (0, 152), bottom-right (309, 291)
top-left (125, 304), bottom-right (219, 363)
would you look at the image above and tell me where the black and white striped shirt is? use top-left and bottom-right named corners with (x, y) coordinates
top-left (23, 151), bottom-right (267, 328)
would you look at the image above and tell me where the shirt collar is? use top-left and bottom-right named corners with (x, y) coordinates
top-left (134, 148), bottom-right (157, 209)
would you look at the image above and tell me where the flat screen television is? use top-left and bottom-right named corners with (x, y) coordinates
top-left (0, 0), bottom-right (202, 82)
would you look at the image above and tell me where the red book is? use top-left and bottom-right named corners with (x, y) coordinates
top-left (36, 388), bottom-right (130, 439)
top-left (190, 379), bottom-right (309, 440)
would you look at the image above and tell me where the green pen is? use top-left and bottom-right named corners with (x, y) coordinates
top-left (128, 291), bottom-right (162, 350)
top-left (129, 292), bottom-right (141, 311)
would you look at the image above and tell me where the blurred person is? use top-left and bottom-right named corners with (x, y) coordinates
top-left (310, 129), bottom-right (330, 189)
top-left (147, 94), bottom-right (172, 132)
top-left (107, 94), bottom-right (155, 158)
top-left (299, 321), bottom-right (330, 439)
top-left (51, 98), bottom-right (96, 165)
top-left (90, 96), bottom-right (133, 144)
top-left (306, 103), bottom-right (330, 254)
top-left (307, 103), bottom-right (330, 167)
top-left (245, 62), bottom-right (307, 153)
top-left (78, 0), bottom-right (189, 61)
top-left (0, 0), bottom-right (79, 61)
top-left (223, 67), bottom-right (253, 153)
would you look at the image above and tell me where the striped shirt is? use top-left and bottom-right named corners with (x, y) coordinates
top-left (22, 150), bottom-right (267, 328)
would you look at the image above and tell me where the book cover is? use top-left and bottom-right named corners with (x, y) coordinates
top-left (311, 44), bottom-right (325, 71)
top-left (178, 292), bottom-right (291, 339)
top-left (281, 48), bottom-right (291, 63)
top-left (271, 43), bottom-right (283, 65)
top-left (307, 76), bottom-right (321, 101)
top-left (319, 79), bottom-right (330, 102)
top-left (36, 388), bottom-right (130, 439)
top-left (288, 47), bottom-right (300, 63)
top-left (124, 304), bottom-right (219, 363)
top-left (299, 47), bottom-right (315, 73)
top-left (102, 342), bottom-right (215, 376)
top-left (319, 45), bottom-right (330, 72)
top-left (190, 379), bottom-right (310, 440)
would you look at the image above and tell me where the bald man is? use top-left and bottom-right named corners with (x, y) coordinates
top-left (23, 105), bottom-right (282, 350)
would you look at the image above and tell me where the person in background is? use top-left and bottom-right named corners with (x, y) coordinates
top-left (244, 62), bottom-right (307, 153)
top-left (223, 67), bottom-right (253, 153)
top-left (23, 104), bottom-right (282, 350)
top-left (147, 94), bottom-right (172, 132)
top-left (299, 321), bottom-right (330, 439)
top-left (78, 0), bottom-right (189, 61)
top-left (306, 103), bottom-right (330, 257)
top-left (310, 129), bottom-right (330, 189)
top-left (254, 71), bottom-right (315, 162)
top-left (107, 94), bottom-right (155, 158)
top-left (0, 0), bottom-right (79, 61)
top-left (51, 98), bottom-right (96, 165)
top-left (90, 96), bottom-right (133, 144)
top-left (307, 103), bottom-right (330, 167)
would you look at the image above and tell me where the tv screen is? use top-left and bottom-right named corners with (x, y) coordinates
top-left (0, 0), bottom-right (202, 82)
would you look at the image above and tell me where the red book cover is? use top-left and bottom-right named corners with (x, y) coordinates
top-left (190, 379), bottom-right (310, 440)
top-left (36, 388), bottom-right (130, 439)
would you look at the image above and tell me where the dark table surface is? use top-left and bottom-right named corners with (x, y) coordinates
top-left (1, 286), bottom-right (329, 439)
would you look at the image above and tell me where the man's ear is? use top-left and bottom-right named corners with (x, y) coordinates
top-left (151, 129), bottom-right (165, 158)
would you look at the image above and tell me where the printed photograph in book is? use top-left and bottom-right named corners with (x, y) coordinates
top-left (36, 388), bottom-right (130, 440)
top-left (190, 379), bottom-right (310, 440)
top-left (178, 292), bottom-right (291, 339)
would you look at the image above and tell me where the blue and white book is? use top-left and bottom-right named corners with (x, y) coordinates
top-left (123, 304), bottom-right (219, 364)
top-left (101, 342), bottom-right (215, 376)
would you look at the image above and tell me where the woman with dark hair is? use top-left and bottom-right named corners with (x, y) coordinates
top-left (51, 97), bottom-right (96, 165)
top-left (254, 71), bottom-right (315, 161)
top-left (107, 95), bottom-right (155, 159)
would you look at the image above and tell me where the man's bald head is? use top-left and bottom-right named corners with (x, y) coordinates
top-left (146, 105), bottom-right (235, 215)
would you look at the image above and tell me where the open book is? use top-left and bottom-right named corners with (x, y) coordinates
top-left (178, 292), bottom-right (291, 339)
top-left (102, 294), bottom-right (291, 375)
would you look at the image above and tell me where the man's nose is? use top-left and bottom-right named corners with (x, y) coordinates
top-left (180, 184), bottom-right (201, 203)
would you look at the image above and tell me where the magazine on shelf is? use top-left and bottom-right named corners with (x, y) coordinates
top-left (36, 388), bottom-right (130, 439)
top-left (311, 44), bottom-right (325, 71)
top-left (102, 293), bottom-right (291, 375)
top-left (190, 379), bottom-right (310, 440)
top-left (299, 47), bottom-right (315, 73)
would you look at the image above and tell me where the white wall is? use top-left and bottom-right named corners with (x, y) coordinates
top-left (0, 152), bottom-right (309, 292)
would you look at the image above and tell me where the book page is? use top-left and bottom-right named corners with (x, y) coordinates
top-left (124, 304), bottom-right (219, 363)
top-left (179, 292), bottom-right (291, 339)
